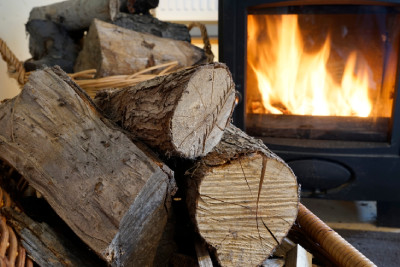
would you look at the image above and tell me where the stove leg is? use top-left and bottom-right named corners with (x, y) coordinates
top-left (377, 201), bottom-right (400, 228)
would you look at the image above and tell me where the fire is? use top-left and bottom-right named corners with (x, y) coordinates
top-left (247, 14), bottom-right (373, 117)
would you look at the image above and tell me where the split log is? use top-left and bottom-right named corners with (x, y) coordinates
top-left (262, 258), bottom-right (285, 267)
top-left (195, 240), bottom-right (213, 267)
top-left (0, 67), bottom-right (176, 266)
top-left (3, 207), bottom-right (104, 267)
top-left (285, 244), bottom-right (313, 267)
top-left (95, 62), bottom-right (236, 159)
top-left (127, 0), bottom-right (159, 15)
top-left (186, 124), bottom-right (299, 266)
top-left (28, 0), bottom-right (127, 31)
top-left (24, 20), bottom-right (80, 72)
top-left (113, 13), bottom-right (191, 42)
top-left (74, 19), bottom-right (206, 77)
top-left (152, 207), bottom-right (179, 266)
top-left (273, 237), bottom-right (296, 258)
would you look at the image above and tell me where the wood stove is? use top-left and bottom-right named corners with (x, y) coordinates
top-left (219, 0), bottom-right (400, 225)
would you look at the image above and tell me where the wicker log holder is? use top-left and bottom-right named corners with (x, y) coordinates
top-left (0, 33), bottom-right (377, 266)
top-left (0, 183), bottom-right (33, 267)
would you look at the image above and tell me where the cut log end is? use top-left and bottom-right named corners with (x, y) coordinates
top-left (188, 125), bottom-right (299, 266)
top-left (171, 66), bottom-right (235, 158)
top-left (197, 154), bottom-right (298, 266)
top-left (95, 63), bottom-right (236, 159)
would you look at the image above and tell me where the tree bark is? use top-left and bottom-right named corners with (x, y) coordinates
top-left (113, 13), bottom-right (190, 42)
top-left (74, 19), bottom-right (206, 77)
top-left (186, 124), bottom-right (299, 266)
top-left (95, 62), bottom-right (236, 159)
top-left (0, 67), bottom-right (176, 266)
top-left (28, 0), bottom-right (126, 31)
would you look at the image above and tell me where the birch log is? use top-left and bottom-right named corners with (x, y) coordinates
top-left (74, 19), bottom-right (206, 77)
top-left (28, 0), bottom-right (126, 31)
top-left (0, 67), bottom-right (176, 266)
top-left (186, 124), bottom-right (299, 266)
top-left (95, 62), bottom-right (236, 159)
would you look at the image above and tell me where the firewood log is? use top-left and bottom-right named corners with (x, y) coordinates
top-left (185, 124), bottom-right (299, 266)
top-left (24, 20), bottom-right (80, 72)
top-left (94, 62), bottom-right (236, 159)
top-left (74, 19), bottom-right (206, 77)
top-left (28, 0), bottom-right (127, 31)
top-left (113, 13), bottom-right (191, 42)
top-left (126, 0), bottom-right (159, 15)
top-left (4, 207), bottom-right (104, 267)
top-left (285, 244), bottom-right (313, 267)
top-left (0, 67), bottom-right (176, 266)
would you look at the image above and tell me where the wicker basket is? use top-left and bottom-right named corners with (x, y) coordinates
top-left (0, 184), bottom-right (33, 267)
top-left (0, 26), bottom-right (376, 267)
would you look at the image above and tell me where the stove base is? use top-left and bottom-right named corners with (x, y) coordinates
top-left (377, 201), bottom-right (400, 228)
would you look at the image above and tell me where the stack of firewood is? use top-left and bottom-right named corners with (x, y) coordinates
top-left (0, 0), bottom-right (300, 266)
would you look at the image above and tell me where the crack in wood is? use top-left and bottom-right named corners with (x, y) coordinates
top-left (176, 91), bottom-right (230, 151)
top-left (10, 98), bottom-right (17, 143)
top-left (256, 157), bottom-right (267, 218)
top-left (239, 158), bottom-right (253, 195)
top-left (201, 194), bottom-right (252, 211)
top-left (195, 202), bottom-right (211, 214)
top-left (190, 80), bottom-right (206, 110)
top-left (217, 233), bottom-right (230, 249)
top-left (210, 69), bottom-right (215, 104)
top-left (255, 157), bottom-right (280, 248)
top-left (261, 218), bottom-right (279, 245)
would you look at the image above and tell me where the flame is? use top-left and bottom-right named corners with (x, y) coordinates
top-left (247, 14), bottom-right (373, 117)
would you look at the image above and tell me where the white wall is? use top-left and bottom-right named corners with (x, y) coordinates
top-left (0, 0), bottom-right (64, 101)
top-left (156, 0), bottom-right (218, 21)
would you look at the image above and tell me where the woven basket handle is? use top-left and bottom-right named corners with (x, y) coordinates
top-left (188, 22), bottom-right (214, 63)
top-left (0, 38), bottom-right (26, 85)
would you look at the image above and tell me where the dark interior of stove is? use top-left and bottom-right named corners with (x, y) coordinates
top-left (219, 0), bottom-right (400, 226)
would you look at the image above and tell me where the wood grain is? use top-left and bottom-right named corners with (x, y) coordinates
top-left (187, 124), bottom-right (299, 266)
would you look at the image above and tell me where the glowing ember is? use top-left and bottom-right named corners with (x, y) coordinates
top-left (247, 14), bottom-right (373, 117)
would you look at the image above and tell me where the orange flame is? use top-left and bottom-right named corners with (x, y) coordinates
top-left (247, 14), bottom-right (373, 117)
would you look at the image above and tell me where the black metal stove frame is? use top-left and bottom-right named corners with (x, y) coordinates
top-left (219, 0), bottom-right (400, 226)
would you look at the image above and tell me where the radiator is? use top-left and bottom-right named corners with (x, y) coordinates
top-left (156, 0), bottom-right (218, 21)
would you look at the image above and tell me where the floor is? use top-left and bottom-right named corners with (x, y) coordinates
top-left (302, 199), bottom-right (400, 266)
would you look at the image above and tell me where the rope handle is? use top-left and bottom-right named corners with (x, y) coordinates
top-left (0, 39), bottom-right (26, 85)
top-left (188, 22), bottom-right (214, 63)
